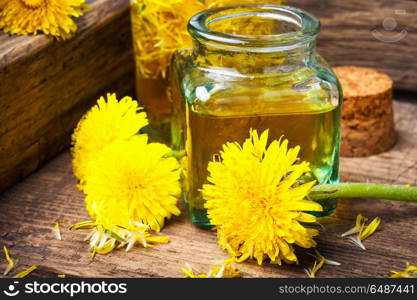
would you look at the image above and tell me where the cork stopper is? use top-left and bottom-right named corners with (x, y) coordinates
top-left (334, 66), bottom-right (396, 157)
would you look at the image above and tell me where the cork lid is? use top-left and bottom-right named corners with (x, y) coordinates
top-left (333, 66), bottom-right (393, 98)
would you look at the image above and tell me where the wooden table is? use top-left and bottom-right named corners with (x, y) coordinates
top-left (0, 97), bottom-right (416, 278)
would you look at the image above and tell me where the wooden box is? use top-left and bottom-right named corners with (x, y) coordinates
top-left (0, 0), bottom-right (135, 192)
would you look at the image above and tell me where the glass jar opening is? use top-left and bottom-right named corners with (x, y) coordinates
top-left (188, 4), bottom-right (320, 52)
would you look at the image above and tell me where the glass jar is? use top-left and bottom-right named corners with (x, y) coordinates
top-left (130, 1), bottom-right (288, 144)
top-left (129, 0), bottom-right (175, 143)
top-left (170, 4), bottom-right (342, 226)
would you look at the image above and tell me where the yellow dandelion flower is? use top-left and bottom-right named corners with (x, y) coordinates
top-left (181, 258), bottom-right (241, 278)
top-left (71, 93), bottom-right (148, 190)
top-left (0, 0), bottom-right (89, 39)
top-left (84, 136), bottom-right (181, 232)
top-left (390, 263), bottom-right (417, 278)
top-left (203, 129), bottom-right (322, 265)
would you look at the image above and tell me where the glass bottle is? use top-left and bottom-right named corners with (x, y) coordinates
top-left (171, 4), bottom-right (342, 226)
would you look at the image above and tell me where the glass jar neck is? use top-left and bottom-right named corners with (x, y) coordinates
top-left (188, 4), bottom-right (320, 70)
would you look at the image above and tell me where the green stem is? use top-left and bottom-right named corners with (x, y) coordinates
top-left (309, 183), bottom-right (417, 202)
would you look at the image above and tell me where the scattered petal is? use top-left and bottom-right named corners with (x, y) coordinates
top-left (182, 259), bottom-right (241, 278)
top-left (305, 254), bottom-right (325, 278)
top-left (342, 215), bottom-right (381, 250)
top-left (14, 266), bottom-right (37, 278)
top-left (3, 246), bottom-right (18, 276)
top-left (341, 214), bottom-right (367, 237)
top-left (52, 222), bottom-right (62, 241)
top-left (359, 217), bottom-right (381, 240)
top-left (348, 236), bottom-right (366, 250)
top-left (181, 263), bottom-right (205, 278)
top-left (72, 221), bottom-right (170, 257)
top-left (390, 263), bottom-right (417, 278)
top-left (308, 249), bottom-right (341, 266)
top-left (324, 258), bottom-right (342, 266)
top-left (58, 274), bottom-right (66, 278)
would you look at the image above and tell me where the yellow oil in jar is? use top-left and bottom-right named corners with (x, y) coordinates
top-left (178, 88), bottom-right (341, 226)
top-left (170, 4), bottom-right (341, 226)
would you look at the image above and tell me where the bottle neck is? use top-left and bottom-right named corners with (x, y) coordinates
top-left (191, 39), bottom-right (317, 74)
top-left (188, 4), bottom-right (320, 74)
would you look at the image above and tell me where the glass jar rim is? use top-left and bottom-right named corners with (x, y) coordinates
top-left (188, 4), bottom-right (321, 52)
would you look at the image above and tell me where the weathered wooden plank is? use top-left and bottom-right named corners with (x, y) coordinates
top-left (0, 0), bottom-right (135, 193)
top-left (0, 99), bottom-right (416, 278)
top-left (290, 0), bottom-right (417, 93)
